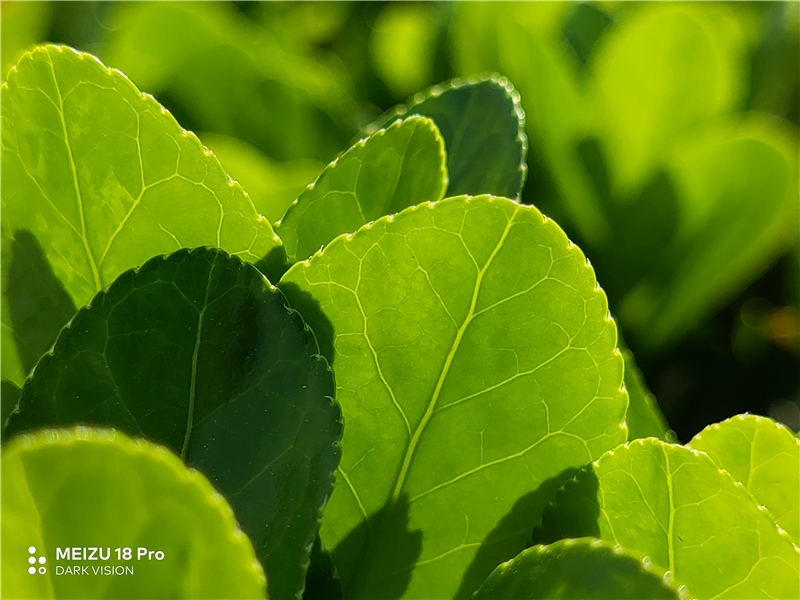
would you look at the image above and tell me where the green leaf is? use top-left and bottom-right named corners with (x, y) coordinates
top-left (621, 344), bottom-right (672, 442)
top-left (2, 44), bottom-right (282, 386)
top-left (367, 76), bottom-right (528, 200)
top-left (279, 195), bottom-right (627, 599)
top-left (689, 414), bottom-right (800, 545)
top-left (474, 537), bottom-right (685, 600)
top-left (276, 116), bottom-right (447, 263)
top-left (6, 248), bottom-right (340, 600)
top-left (539, 438), bottom-right (800, 599)
top-left (2, 427), bottom-right (265, 600)
top-left (200, 132), bottom-right (324, 225)
top-left (303, 536), bottom-right (342, 600)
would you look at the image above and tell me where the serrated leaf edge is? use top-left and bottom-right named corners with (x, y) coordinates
top-left (597, 437), bottom-right (800, 554)
top-left (538, 434), bottom-right (800, 598)
top-left (484, 536), bottom-right (695, 600)
top-left (4, 44), bottom-right (282, 247)
top-left (273, 115), bottom-right (449, 238)
top-left (687, 413), bottom-right (800, 547)
top-left (364, 72), bottom-right (529, 200)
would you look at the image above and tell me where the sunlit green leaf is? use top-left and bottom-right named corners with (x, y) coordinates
top-left (689, 414), bottom-right (800, 545)
top-left (538, 439), bottom-right (800, 599)
top-left (2, 427), bottom-right (265, 600)
top-left (276, 116), bottom-right (447, 263)
top-left (474, 537), bottom-right (685, 600)
top-left (1, 44), bottom-right (282, 386)
top-left (280, 195), bottom-right (627, 599)
top-left (368, 76), bottom-right (528, 200)
top-left (6, 248), bottom-right (340, 600)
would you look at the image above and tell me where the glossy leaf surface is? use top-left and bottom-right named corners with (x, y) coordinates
top-left (538, 438), bottom-right (800, 599)
top-left (2, 44), bottom-right (281, 386)
top-left (6, 248), bottom-right (340, 600)
top-left (280, 195), bottom-right (627, 599)
top-left (2, 428), bottom-right (265, 599)
top-left (689, 414), bottom-right (800, 545)
top-left (276, 117), bottom-right (447, 263)
top-left (368, 76), bottom-right (528, 199)
top-left (474, 538), bottom-right (684, 600)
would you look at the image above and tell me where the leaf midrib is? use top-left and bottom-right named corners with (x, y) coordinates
top-left (46, 51), bottom-right (102, 292)
top-left (662, 445), bottom-right (676, 576)
top-left (180, 254), bottom-right (217, 460)
top-left (389, 206), bottom-right (519, 502)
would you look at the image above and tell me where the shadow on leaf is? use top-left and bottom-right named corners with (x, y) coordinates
top-left (6, 230), bottom-right (76, 375)
top-left (332, 494), bottom-right (422, 600)
top-left (454, 466), bottom-right (586, 599)
top-left (530, 464), bottom-right (601, 546)
top-left (258, 243), bottom-right (292, 284)
top-left (304, 534), bottom-right (342, 600)
top-left (278, 280), bottom-right (336, 365)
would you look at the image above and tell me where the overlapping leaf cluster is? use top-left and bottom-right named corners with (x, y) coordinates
top-left (1, 38), bottom-right (797, 600)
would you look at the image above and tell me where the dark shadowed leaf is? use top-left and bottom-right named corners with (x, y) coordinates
top-left (367, 76), bottom-right (528, 200)
top-left (6, 248), bottom-right (340, 600)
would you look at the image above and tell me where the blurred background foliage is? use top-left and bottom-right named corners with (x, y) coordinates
top-left (2, 0), bottom-right (799, 441)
